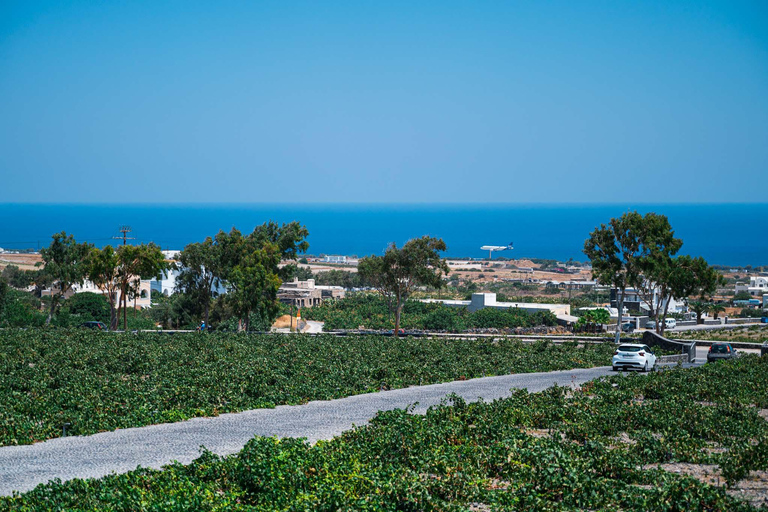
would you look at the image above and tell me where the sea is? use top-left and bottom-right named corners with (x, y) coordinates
top-left (0, 203), bottom-right (766, 267)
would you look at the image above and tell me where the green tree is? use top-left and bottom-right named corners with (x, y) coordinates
top-left (358, 236), bottom-right (449, 334)
top-left (246, 220), bottom-right (310, 282)
top-left (176, 238), bottom-right (221, 326)
top-left (60, 291), bottom-right (111, 324)
top-left (734, 291), bottom-right (753, 301)
top-left (688, 300), bottom-right (709, 324)
top-left (38, 232), bottom-right (93, 324)
top-left (583, 212), bottom-right (646, 342)
top-left (0, 278), bottom-right (7, 318)
top-left (215, 222), bottom-right (309, 331)
top-left (630, 214), bottom-right (683, 334)
top-left (1, 265), bottom-right (32, 289)
top-left (0, 288), bottom-right (45, 327)
top-left (708, 302), bottom-right (726, 320)
top-left (116, 243), bottom-right (170, 330)
top-left (85, 246), bottom-right (122, 330)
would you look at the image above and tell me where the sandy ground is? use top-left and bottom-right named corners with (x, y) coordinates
top-left (450, 258), bottom-right (594, 285)
top-left (0, 253), bottom-right (42, 272)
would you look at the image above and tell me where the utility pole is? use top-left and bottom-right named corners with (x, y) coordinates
top-left (113, 226), bottom-right (135, 331)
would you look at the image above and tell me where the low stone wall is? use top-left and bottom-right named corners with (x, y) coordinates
top-left (641, 331), bottom-right (696, 363)
top-left (658, 354), bottom-right (689, 364)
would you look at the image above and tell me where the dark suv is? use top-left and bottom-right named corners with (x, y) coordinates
top-left (707, 342), bottom-right (737, 363)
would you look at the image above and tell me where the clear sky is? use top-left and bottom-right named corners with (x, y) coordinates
top-left (1, 1), bottom-right (766, 204)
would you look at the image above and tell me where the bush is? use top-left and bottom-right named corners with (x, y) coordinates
top-left (0, 289), bottom-right (45, 327)
top-left (60, 292), bottom-right (111, 324)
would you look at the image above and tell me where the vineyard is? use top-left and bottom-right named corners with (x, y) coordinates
top-left (0, 329), bottom-right (612, 446)
top-left (2, 355), bottom-right (767, 510)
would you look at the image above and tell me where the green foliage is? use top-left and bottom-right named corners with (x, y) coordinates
top-left (0, 329), bottom-right (613, 446)
top-left (0, 278), bottom-right (6, 318)
top-left (176, 238), bottom-right (221, 324)
top-left (0, 289), bottom-right (45, 328)
top-left (358, 236), bottom-right (449, 332)
top-left (38, 231), bottom-right (93, 324)
top-left (0, 265), bottom-right (32, 289)
top-left (313, 268), bottom-right (368, 289)
top-left (734, 291), bottom-right (754, 301)
top-left (739, 308), bottom-right (765, 318)
top-left (302, 294), bottom-right (558, 331)
top-left (59, 292), bottom-right (111, 324)
top-left (3, 356), bottom-right (767, 510)
top-left (575, 308), bottom-right (611, 331)
top-left (214, 222), bottom-right (309, 331)
top-left (149, 292), bottom-right (200, 329)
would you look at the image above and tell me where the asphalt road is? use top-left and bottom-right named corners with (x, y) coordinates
top-left (0, 366), bottom-right (614, 497)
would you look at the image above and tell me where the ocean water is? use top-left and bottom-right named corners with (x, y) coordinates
top-left (0, 203), bottom-right (766, 266)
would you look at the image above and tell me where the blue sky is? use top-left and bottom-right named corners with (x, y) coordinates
top-left (1, 1), bottom-right (766, 203)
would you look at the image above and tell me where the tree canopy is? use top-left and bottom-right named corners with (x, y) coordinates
top-left (358, 236), bottom-right (449, 334)
top-left (38, 232), bottom-right (93, 324)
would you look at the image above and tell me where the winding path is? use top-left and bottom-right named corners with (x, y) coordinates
top-left (0, 366), bottom-right (613, 496)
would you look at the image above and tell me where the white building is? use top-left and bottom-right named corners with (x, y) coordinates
top-left (149, 250), bottom-right (227, 297)
top-left (610, 285), bottom-right (685, 315)
top-left (278, 278), bottom-right (345, 308)
top-left (43, 279), bottom-right (153, 309)
top-left (736, 276), bottom-right (768, 297)
top-left (323, 255), bottom-right (348, 264)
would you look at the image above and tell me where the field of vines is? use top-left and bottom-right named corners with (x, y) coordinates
top-left (301, 294), bottom-right (558, 331)
top-left (3, 356), bottom-right (767, 510)
top-left (0, 329), bottom-right (612, 446)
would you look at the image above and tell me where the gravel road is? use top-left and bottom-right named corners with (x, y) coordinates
top-left (0, 366), bottom-right (613, 496)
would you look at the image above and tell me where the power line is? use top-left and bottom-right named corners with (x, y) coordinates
top-left (113, 226), bottom-right (135, 246)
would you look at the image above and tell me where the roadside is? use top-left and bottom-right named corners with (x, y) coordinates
top-left (0, 365), bottom-right (614, 496)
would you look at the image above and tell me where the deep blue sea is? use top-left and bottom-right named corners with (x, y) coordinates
top-left (0, 204), bottom-right (766, 266)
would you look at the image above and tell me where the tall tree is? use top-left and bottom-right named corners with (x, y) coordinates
top-left (660, 255), bottom-right (724, 332)
top-left (248, 220), bottom-right (310, 281)
top-left (38, 232), bottom-right (93, 324)
top-left (227, 243), bottom-right (282, 332)
top-left (85, 245), bottom-right (122, 330)
top-left (631, 214), bottom-right (683, 332)
top-left (215, 222), bottom-right (309, 331)
top-left (116, 243), bottom-right (170, 330)
top-left (358, 236), bottom-right (449, 334)
top-left (176, 238), bottom-right (222, 325)
top-left (583, 212), bottom-right (645, 343)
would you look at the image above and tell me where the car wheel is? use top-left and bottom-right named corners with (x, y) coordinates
top-left (643, 361), bottom-right (648, 372)
top-left (612, 366), bottom-right (618, 372)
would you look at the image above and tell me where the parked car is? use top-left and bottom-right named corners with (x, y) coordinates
top-left (612, 343), bottom-right (657, 372)
top-left (644, 318), bottom-right (676, 330)
top-left (761, 316), bottom-right (768, 324)
top-left (707, 342), bottom-right (738, 363)
top-left (621, 322), bottom-right (635, 333)
top-left (79, 321), bottom-right (107, 330)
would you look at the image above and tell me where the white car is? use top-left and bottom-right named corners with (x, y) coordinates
top-left (612, 344), bottom-right (657, 372)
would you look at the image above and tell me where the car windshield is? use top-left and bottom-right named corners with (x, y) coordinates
top-left (618, 345), bottom-right (643, 352)
top-left (712, 344), bottom-right (730, 353)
